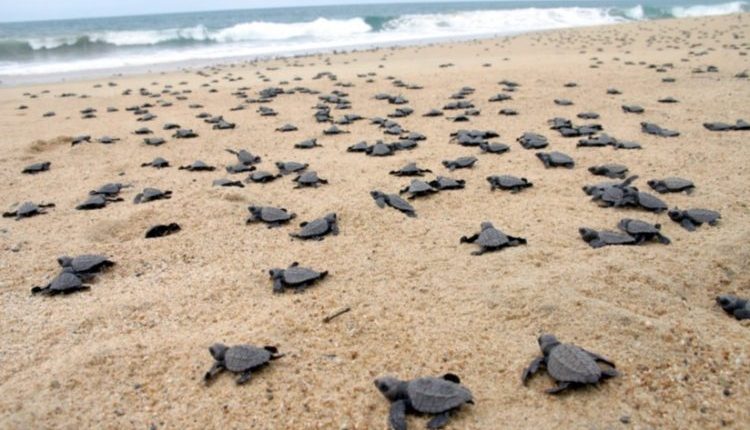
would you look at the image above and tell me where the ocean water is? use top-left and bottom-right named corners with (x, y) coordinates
top-left (0, 1), bottom-right (747, 81)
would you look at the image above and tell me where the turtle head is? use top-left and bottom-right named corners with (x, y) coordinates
top-left (57, 256), bottom-right (73, 268)
top-left (209, 343), bottom-right (228, 361)
top-left (717, 295), bottom-right (741, 311)
top-left (269, 268), bottom-right (284, 279)
top-left (248, 205), bottom-right (261, 215)
top-left (538, 334), bottom-right (560, 355)
top-left (579, 227), bottom-right (599, 242)
top-left (324, 213), bottom-right (337, 223)
top-left (480, 221), bottom-right (494, 231)
top-left (667, 208), bottom-right (682, 221)
top-left (374, 376), bottom-right (406, 401)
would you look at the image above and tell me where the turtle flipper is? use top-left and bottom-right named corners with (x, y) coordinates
top-left (546, 381), bottom-right (572, 394)
top-left (522, 356), bottom-right (545, 384)
top-left (460, 234), bottom-right (479, 244)
top-left (427, 412), bottom-right (451, 429)
top-left (236, 370), bottom-right (252, 385)
top-left (388, 400), bottom-right (407, 430)
top-left (204, 362), bottom-right (225, 383)
top-left (681, 219), bottom-right (696, 231)
top-left (272, 279), bottom-right (285, 294)
top-left (657, 234), bottom-right (671, 245)
top-left (583, 349), bottom-right (616, 368)
top-left (374, 197), bottom-right (386, 208)
top-left (331, 223), bottom-right (340, 235)
top-left (601, 368), bottom-right (619, 379)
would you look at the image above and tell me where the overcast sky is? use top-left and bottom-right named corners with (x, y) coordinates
top-left (1, 0), bottom-right (495, 22)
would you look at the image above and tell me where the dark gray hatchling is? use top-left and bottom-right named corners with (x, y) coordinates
top-left (173, 128), bottom-right (198, 138)
top-left (716, 295), bottom-right (750, 320)
top-left (479, 142), bottom-right (510, 154)
top-left (290, 213), bottom-right (339, 240)
top-left (617, 219), bottom-right (670, 245)
top-left (57, 254), bottom-right (115, 280)
top-left (76, 194), bottom-right (122, 210)
top-left (374, 374), bottom-right (474, 430)
top-left (246, 171), bottom-right (282, 183)
top-left (429, 176), bottom-right (465, 191)
top-left (247, 206), bottom-right (296, 227)
top-left (204, 343), bottom-right (283, 385)
top-left (522, 334), bottom-right (619, 394)
top-left (226, 148), bottom-right (261, 165)
top-left (487, 175), bottom-right (532, 193)
top-left (399, 180), bottom-right (438, 199)
top-left (276, 161), bottom-right (308, 175)
top-left (22, 162), bottom-right (50, 174)
top-left (537, 151), bottom-right (574, 168)
top-left (141, 157), bottom-right (170, 168)
top-left (589, 164), bottom-right (628, 179)
top-left (390, 162), bottom-right (432, 177)
top-left (31, 272), bottom-right (89, 296)
top-left (3, 202), bottom-right (55, 219)
top-left (90, 183), bottom-right (129, 197)
top-left (442, 156), bottom-right (477, 170)
top-left (668, 208), bottom-right (721, 231)
top-left (647, 177), bottom-right (694, 194)
top-left (371, 191), bottom-right (416, 217)
top-left (579, 228), bottom-right (636, 248)
top-left (143, 137), bottom-right (166, 146)
top-left (226, 163), bottom-right (256, 174)
top-left (517, 132), bottom-right (548, 149)
top-left (134, 188), bottom-right (172, 203)
top-left (293, 171), bottom-right (328, 188)
top-left (460, 221), bottom-right (527, 255)
top-left (367, 142), bottom-right (395, 157)
top-left (275, 123), bottom-right (298, 132)
top-left (213, 179), bottom-right (244, 188)
top-left (179, 160), bottom-right (215, 171)
top-left (269, 262), bottom-right (328, 293)
top-left (295, 139), bottom-right (322, 149)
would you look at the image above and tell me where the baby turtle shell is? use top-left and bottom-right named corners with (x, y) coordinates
top-left (3, 202), bottom-right (54, 219)
top-left (145, 223), bottom-right (181, 238)
top-left (517, 133), bottom-right (548, 149)
top-left (22, 162), bottom-right (50, 174)
top-left (716, 295), bottom-right (750, 320)
top-left (442, 156), bottom-right (477, 170)
top-left (618, 219), bottom-right (670, 244)
top-left (295, 139), bottom-right (322, 149)
top-left (276, 161), bottom-right (308, 175)
top-left (204, 343), bottom-right (283, 385)
top-left (269, 262), bottom-right (328, 293)
top-left (399, 180), bottom-right (438, 199)
top-left (389, 162), bottom-right (432, 177)
top-left (371, 190), bottom-right (416, 217)
top-left (647, 177), bottom-right (694, 194)
top-left (290, 213), bottom-right (339, 240)
top-left (134, 188), bottom-right (172, 203)
top-left (58, 254), bottom-right (114, 279)
top-left (429, 176), bottom-right (465, 190)
top-left (579, 228), bottom-right (636, 248)
top-left (179, 161), bottom-right (215, 171)
top-left (461, 221), bottom-right (527, 255)
top-left (668, 208), bottom-right (721, 231)
top-left (31, 272), bottom-right (90, 296)
top-left (641, 122), bottom-right (679, 137)
top-left (293, 171), bottom-right (328, 188)
top-left (487, 175), bottom-right (533, 193)
top-left (589, 164), bottom-right (628, 179)
top-left (523, 334), bottom-right (618, 394)
top-left (247, 206), bottom-right (296, 227)
top-left (226, 149), bottom-right (261, 165)
top-left (537, 151), bottom-right (574, 169)
top-left (375, 374), bottom-right (474, 430)
top-left (246, 171), bottom-right (282, 183)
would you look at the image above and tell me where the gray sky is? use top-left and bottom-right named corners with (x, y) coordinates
top-left (1, 0), bottom-right (488, 22)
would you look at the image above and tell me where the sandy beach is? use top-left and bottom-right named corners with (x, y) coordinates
top-left (1, 12), bottom-right (749, 429)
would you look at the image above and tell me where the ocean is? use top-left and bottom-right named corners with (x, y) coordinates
top-left (0, 0), bottom-right (747, 82)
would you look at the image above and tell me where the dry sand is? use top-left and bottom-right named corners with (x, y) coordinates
top-left (1, 13), bottom-right (750, 430)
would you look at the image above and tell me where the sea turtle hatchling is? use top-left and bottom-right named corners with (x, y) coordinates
top-left (371, 191), bottom-right (416, 217)
top-left (141, 157), bottom-right (169, 168)
top-left (579, 228), bottom-right (636, 248)
top-left (90, 183), bottom-right (130, 197)
top-left (57, 254), bottom-right (115, 280)
top-left (617, 219), bottom-right (670, 245)
top-left (295, 139), bottom-right (322, 149)
top-left (226, 149), bottom-right (261, 165)
top-left (3, 202), bottom-right (55, 219)
top-left (522, 334), bottom-right (619, 394)
top-left (145, 223), bottom-right (181, 238)
top-left (429, 176), bottom-right (465, 190)
top-left (31, 272), bottom-right (90, 296)
top-left (22, 162), bottom-right (51, 174)
top-left (479, 142), bottom-right (510, 154)
top-left (134, 188), bottom-right (172, 204)
top-left (389, 163), bottom-right (432, 177)
top-left (537, 151), bottom-right (574, 169)
top-left (172, 128), bottom-right (198, 139)
top-left (647, 177), bottom-right (695, 194)
top-left (374, 374), bottom-right (474, 430)
top-left (247, 206), bottom-right (296, 227)
top-left (668, 208), bottom-right (721, 231)
top-left (442, 156), bottom-right (477, 171)
top-left (275, 124), bottom-right (298, 132)
top-left (516, 132), bottom-right (548, 149)
top-left (460, 221), bottom-right (527, 255)
top-left (589, 164), bottom-right (628, 179)
top-left (293, 171), bottom-right (328, 188)
top-left (290, 213), bottom-right (339, 240)
top-left (269, 262), bottom-right (328, 293)
top-left (641, 122), bottom-right (679, 137)
top-left (246, 171), bottom-right (282, 183)
top-left (226, 163), bottom-right (256, 174)
top-left (213, 179), bottom-right (244, 188)
top-left (487, 175), bottom-right (533, 193)
top-left (276, 161), bottom-right (308, 175)
top-left (399, 180), bottom-right (438, 199)
top-left (179, 161), bottom-right (215, 171)
top-left (204, 343), bottom-right (283, 385)
top-left (76, 194), bottom-right (123, 210)
top-left (143, 137), bottom-right (166, 146)
top-left (716, 295), bottom-right (750, 320)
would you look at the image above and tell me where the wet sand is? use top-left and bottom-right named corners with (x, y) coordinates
top-left (1, 13), bottom-right (749, 430)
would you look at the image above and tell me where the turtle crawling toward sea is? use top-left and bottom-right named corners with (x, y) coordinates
top-left (179, 160), bottom-right (215, 171)
top-left (487, 175), bottom-right (533, 193)
top-left (390, 162), bottom-right (432, 177)
top-left (399, 180), bottom-right (438, 199)
top-left (442, 156), bottom-right (477, 170)
top-left (668, 208), bottom-right (720, 231)
top-left (522, 334), bottom-right (618, 394)
top-left (22, 161), bottom-right (50, 174)
top-left (247, 206), bottom-right (296, 227)
top-left (57, 254), bottom-right (115, 280)
top-left (647, 177), bottom-right (694, 194)
top-left (204, 343), bottom-right (283, 385)
top-left (290, 213), bottom-right (338, 240)
top-left (716, 295), bottom-right (750, 320)
top-left (617, 219), bottom-right (670, 245)
top-left (371, 191), bottom-right (416, 217)
top-left (536, 151), bottom-right (574, 168)
top-left (293, 171), bottom-right (328, 188)
top-left (460, 221), bottom-right (526, 255)
top-left (374, 374), bottom-right (474, 430)
top-left (429, 176), bottom-right (465, 190)
top-left (31, 271), bottom-right (90, 296)
top-left (269, 262), bottom-right (328, 293)
top-left (579, 228), bottom-right (636, 248)
top-left (3, 202), bottom-right (55, 219)
top-left (134, 188), bottom-right (172, 204)
top-left (589, 164), bottom-right (628, 179)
